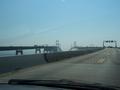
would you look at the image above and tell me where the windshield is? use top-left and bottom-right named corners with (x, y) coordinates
top-left (0, 0), bottom-right (120, 89)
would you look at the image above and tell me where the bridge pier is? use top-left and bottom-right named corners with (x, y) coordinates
top-left (16, 49), bottom-right (23, 55)
top-left (43, 48), bottom-right (50, 53)
top-left (35, 48), bottom-right (41, 54)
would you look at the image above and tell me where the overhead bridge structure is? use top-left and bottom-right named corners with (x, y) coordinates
top-left (70, 46), bottom-right (103, 51)
top-left (0, 46), bottom-right (62, 55)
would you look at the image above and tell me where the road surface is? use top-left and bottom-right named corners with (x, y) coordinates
top-left (0, 48), bottom-right (120, 87)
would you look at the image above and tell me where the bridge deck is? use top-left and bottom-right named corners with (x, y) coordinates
top-left (0, 46), bottom-right (58, 51)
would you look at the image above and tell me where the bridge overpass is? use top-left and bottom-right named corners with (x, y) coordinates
top-left (70, 46), bottom-right (103, 51)
top-left (0, 46), bottom-right (61, 55)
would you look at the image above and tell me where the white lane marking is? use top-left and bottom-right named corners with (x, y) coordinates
top-left (97, 58), bottom-right (105, 64)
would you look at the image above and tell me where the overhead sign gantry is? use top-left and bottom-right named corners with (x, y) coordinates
top-left (103, 40), bottom-right (117, 48)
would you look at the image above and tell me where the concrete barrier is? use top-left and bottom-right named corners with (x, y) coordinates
top-left (45, 48), bottom-right (103, 62)
top-left (0, 48), bottom-right (103, 74)
top-left (0, 54), bottom-right (46, 74)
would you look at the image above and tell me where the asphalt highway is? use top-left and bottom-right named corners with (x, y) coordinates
top-left (0, 48), bottom-right (120, 87)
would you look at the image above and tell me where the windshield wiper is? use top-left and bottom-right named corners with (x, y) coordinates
top-left (8, 79), bottom-right (119, 90)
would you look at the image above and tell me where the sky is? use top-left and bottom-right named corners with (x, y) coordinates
top-left (0, 0), bottom-right (120, 50)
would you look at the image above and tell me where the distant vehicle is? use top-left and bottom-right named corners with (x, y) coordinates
top-left (108, 46), bottom-right (113, 48)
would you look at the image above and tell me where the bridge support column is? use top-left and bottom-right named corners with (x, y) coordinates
top-left (43, 48), bottom-right (48, 53)
top-left (16, 49), bottom-right (23, 55)
top-left (35, 48), bottom-right (41, 54)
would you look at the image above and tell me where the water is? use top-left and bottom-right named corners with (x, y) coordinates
top-left (0, 50), bottom-right (36, 57)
